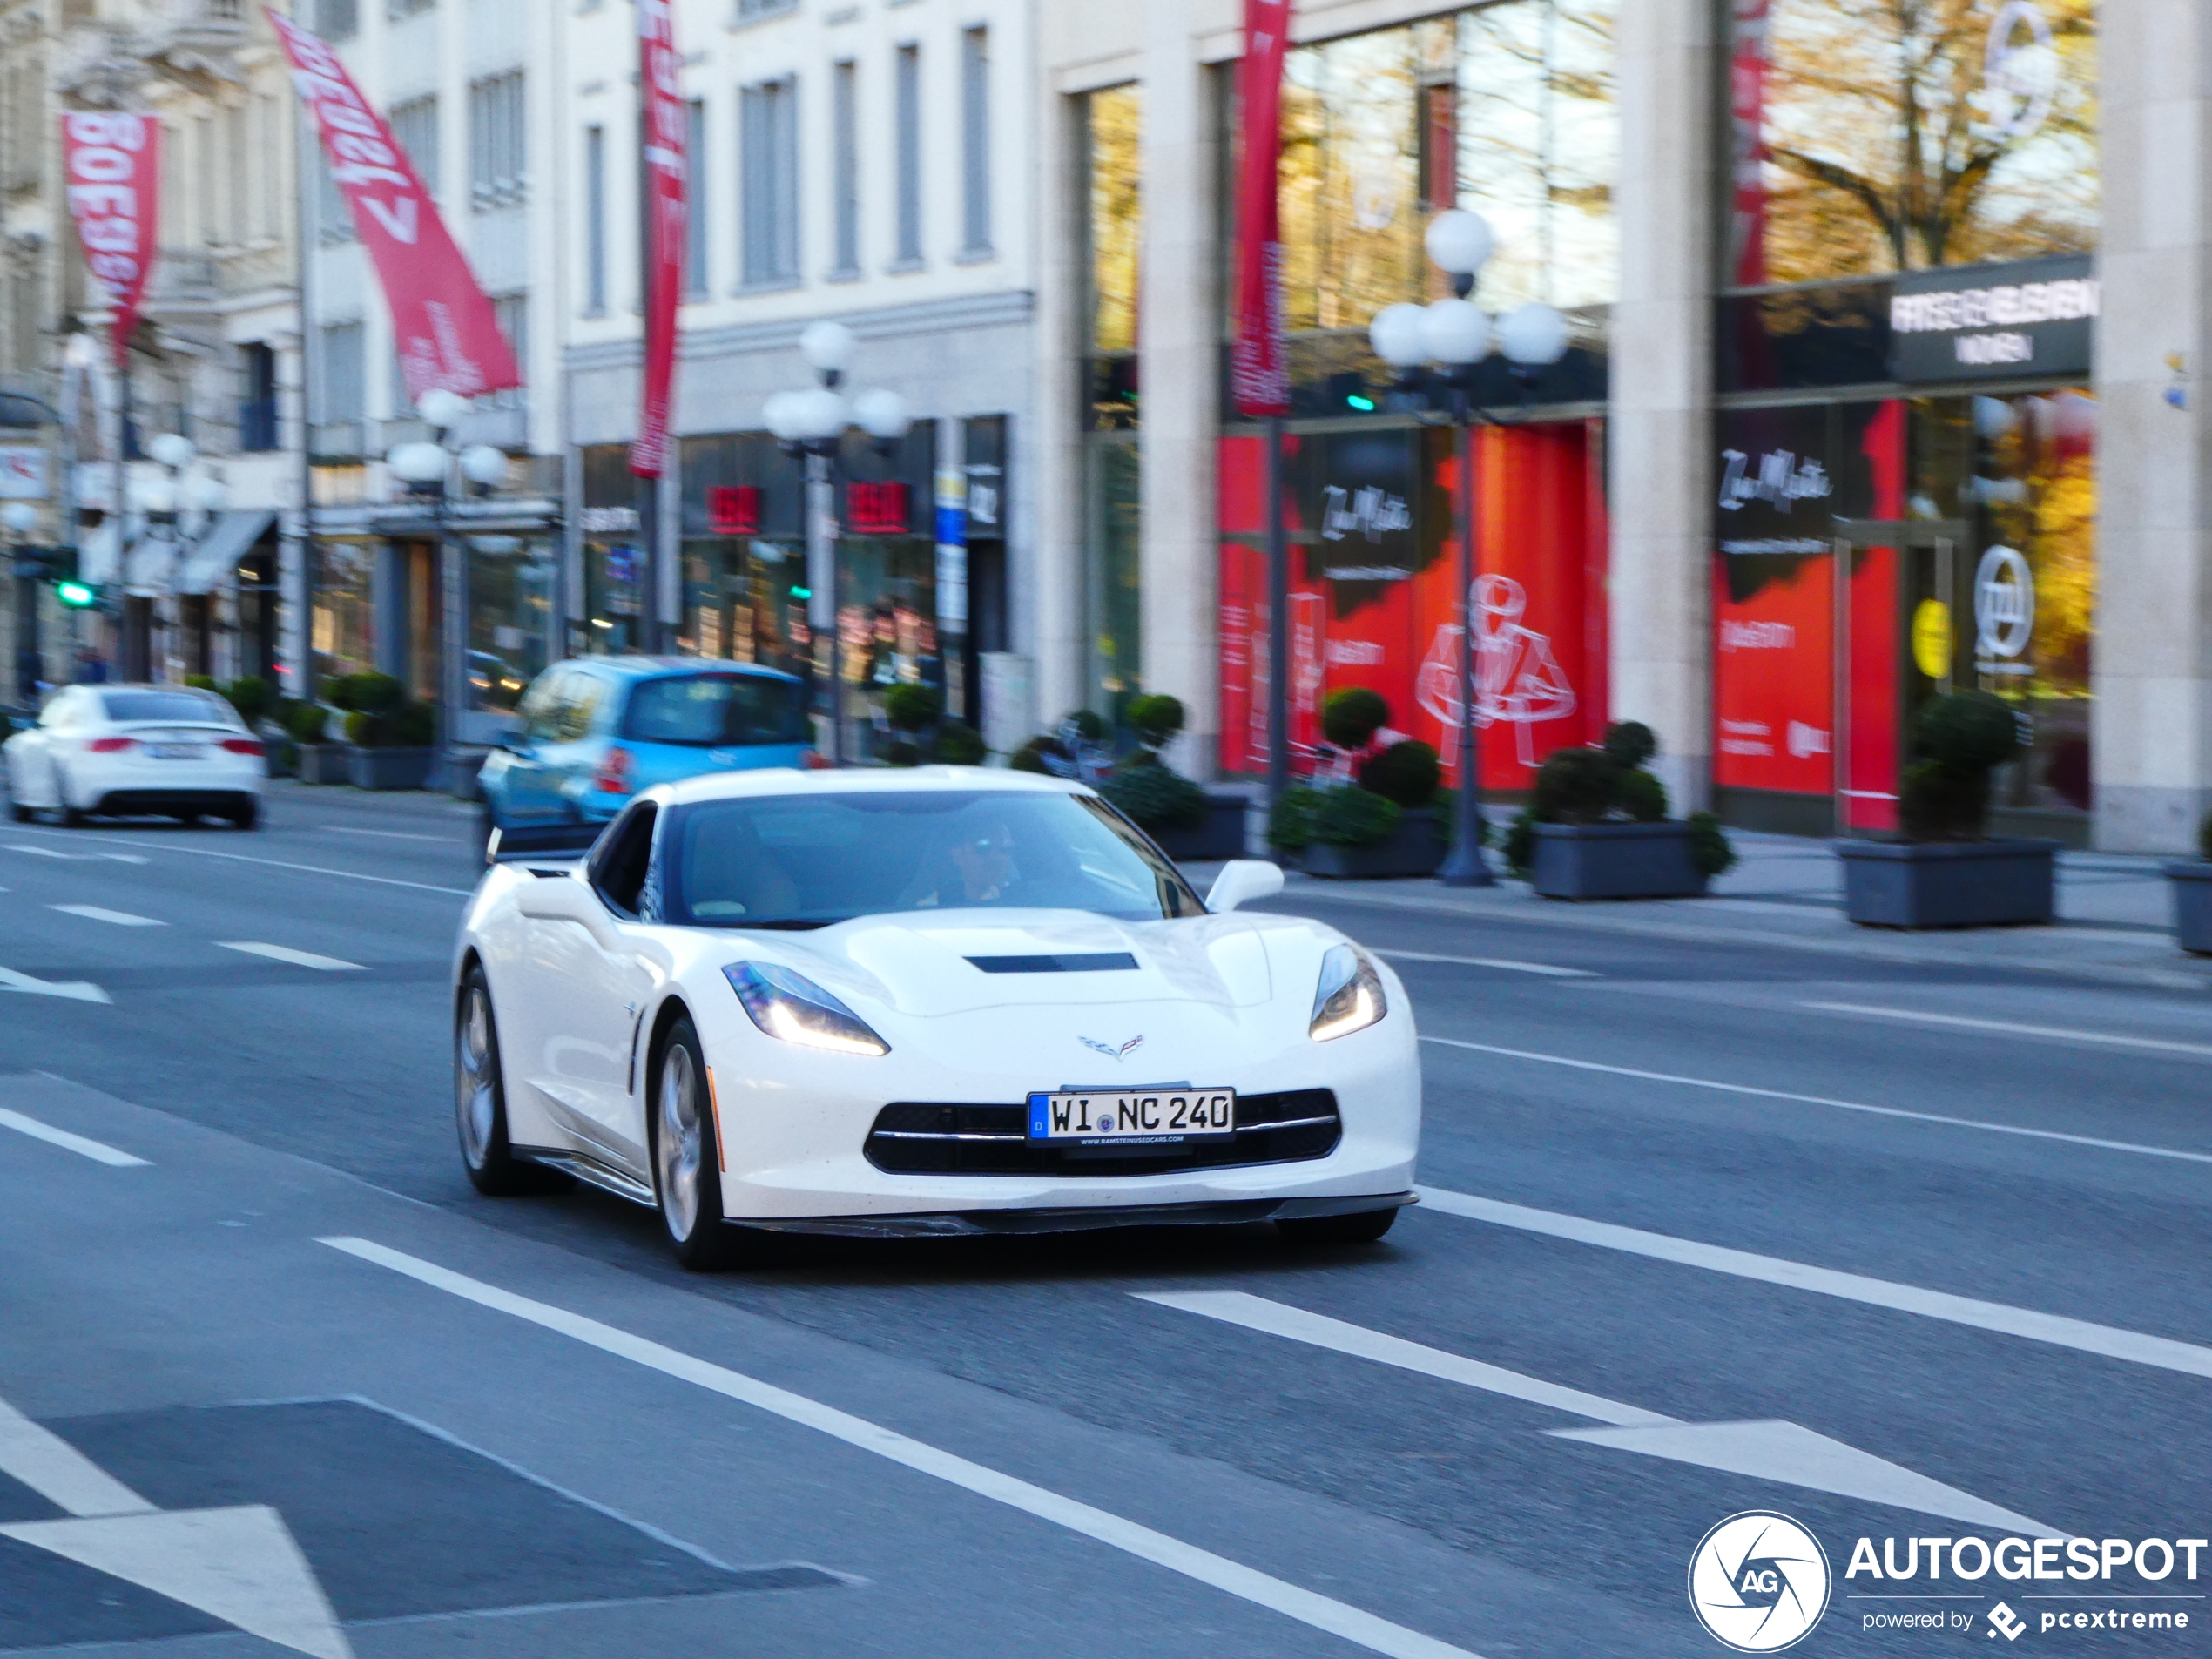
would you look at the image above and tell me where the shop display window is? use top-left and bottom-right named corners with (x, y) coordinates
top-left (310, 538), bottom-right (374, 684)
top-left (466, 536), bottom-right (556, 715)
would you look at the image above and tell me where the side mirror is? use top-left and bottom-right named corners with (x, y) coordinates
top-left (1206, 860), bottom-right (1285, 914)
top-left (515, 872), bottom-right (617, 944)
top-left (498, 728), bottom-right (531, 754)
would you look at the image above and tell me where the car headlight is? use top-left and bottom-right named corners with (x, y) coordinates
top-left (723, 961), bottom-right (891, 1055)
top-left (1309, 944), bottom-right (1386, 1042)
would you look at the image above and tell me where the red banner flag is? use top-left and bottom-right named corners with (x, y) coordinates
top-left (267, 9), bottom-right (519, 401)
top-left (1230, 0), bottom-right (1291, 418)
top-left (61, 114), bottom-right (159, 369)
top-left (632, 0), bottom-right (687, 478)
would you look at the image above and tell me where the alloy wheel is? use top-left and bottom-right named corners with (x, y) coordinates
top-left (455, 986), bottom-right (497, 1168)
top-left (657, 1042), bottom-right (704, 1241)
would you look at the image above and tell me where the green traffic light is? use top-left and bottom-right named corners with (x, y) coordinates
top-left (55, 581), bottom-right (96, 608)
top-left (1346, 395), bottom-right (1376, 411)
top-left (790, 585), bottom-right (812, 599)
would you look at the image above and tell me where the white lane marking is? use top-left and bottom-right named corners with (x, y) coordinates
top-left (3, 832), bottom-right (468, 896)
top-left (1416, 1186), bottom-right (2212, 1383)
top-left (219, 942), bottom-right (364, 972)
top-left (321, 1237), bottom-right (1482, 1659)
top-left (1808, 1001), bottom-right (2212, 1060)
top-left (320, 826), bottom-right (445, 843)
top-left (0, 967), bottom-right (111, 1004)
top-left (1136, 1291), bottom-right (1672, 1426)
top-left (1374, 950), bottom-right (1596, 978)
top-left (0, 1394), bottom-right (155, 1514)
top-left (1420, 1035), bottom-right (2212, 1167)
top-left (50, 904), bottom-right (165, 927)
top-left (4, 844), bottom-right (148, 864)
top-left (0, 1107), bottom-right (145, 1164)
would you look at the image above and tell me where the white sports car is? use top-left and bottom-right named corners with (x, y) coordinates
top-left (454, 767), bottom-right (1420, 1268)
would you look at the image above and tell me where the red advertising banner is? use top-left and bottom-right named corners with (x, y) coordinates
top-left (632, 0), bottom-right (686, 478)
top-left (1728, 0), bottom-right (1771, 287)
top-left (267, 10), bottom-right (519, 401)
top-left (60, 114), bottom-right (159, 368)
top-left (1229, 0), bottom-right (1291, 418)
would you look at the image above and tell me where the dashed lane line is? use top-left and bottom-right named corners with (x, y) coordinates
top-left (3, 845), bottom-right (148, 864)
top-left (1373, 950), bottom-right (1597, 978)
top-left (1415, 1186), bottom-right (2212, 1383)
top-left (0, 1108), bottom-right (146, 1166)
top-left (1, 831), bottom-right (470, 897)
top-left (319, 826), bottom-right (448, 843)
top-left (1807, 1001), bottom-right (2212, 1061)
top-left (320, 1237), bottom-right (1484, 1659)
top-left (219, 942), bottom-right (364, 972)
top-left (1419, 1035), bottom-right (2212, 1167)
top-left (50, 905), bottom-right (165, 927)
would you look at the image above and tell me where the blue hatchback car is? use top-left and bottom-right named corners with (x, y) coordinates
top-left (478, 658), bottom-right (816, 854)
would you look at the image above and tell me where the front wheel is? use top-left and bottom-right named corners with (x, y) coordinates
top-left (651, 1016), bottom-right (759, 1271)
top-left (1277, 1206), bottom-right (1399, 1246)
top-left (455, 964), bottom-right (539, 1196)
top-left (227, 798), bottom-right (260, 830)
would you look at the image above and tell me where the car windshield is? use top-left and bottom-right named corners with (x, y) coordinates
top-left (667, 790), bottom-right (1206, 927)
top-left (623, 674), bottom-right (809, 747)
top-left (101, 691), bottom-right (233, 725)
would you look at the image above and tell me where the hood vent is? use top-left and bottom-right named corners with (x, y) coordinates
top-left (965, 952), bottom-right (1139, 974)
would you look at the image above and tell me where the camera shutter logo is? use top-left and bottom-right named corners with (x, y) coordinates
top-left (1974, 545), bottom-right (2035, 659)
top-left (1688, 1511), bottom-right (1831, 1652)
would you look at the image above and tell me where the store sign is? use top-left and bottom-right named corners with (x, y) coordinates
top-left (846, 481), bottom-right (910, 535)
top-left (707, 485), bottom-right (761, 536)
top-left (0, 446), bottom-right (48, 499)
top-left (1890, 255), bottom-right (2095, 382)
top-left (578, 506), bottom-right (640, 535)
top-left (1974, 544), bottom-right (2035, 671)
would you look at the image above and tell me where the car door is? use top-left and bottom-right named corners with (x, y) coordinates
top-left (489, 667), bottom-right (575, 826)
top-left (19, 690), bottom-right (79, 808)
top-left (519, 800), bottom-right (659, 1170)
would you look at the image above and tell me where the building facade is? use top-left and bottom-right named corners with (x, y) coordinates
top-left (1038, 0), bottom-right (2212, 853)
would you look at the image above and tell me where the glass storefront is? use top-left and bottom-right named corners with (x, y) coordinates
top-left (676, 433), bottom-right (811, 677)
top-left (311, 536), bottom-right (374, 684)
top-left (833, 424), bottom-right (938, 759)
top-left (1082, 84), bottom-right (1143, 720)
top-left (577, 443), bottom-right (648, 655)
top-left (465, 534), bottom-right (557, 717)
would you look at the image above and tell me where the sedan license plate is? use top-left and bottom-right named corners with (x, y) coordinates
top-left (149, 743), bottom-right (203, 760)
top-left (1027, 1087), bottom-right (1236, 1148)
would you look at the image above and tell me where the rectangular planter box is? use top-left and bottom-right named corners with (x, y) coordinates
top-left (1530, 820), bottom-right (1710, 900)
top-left (295, 744), bottom-right (347, 785)
top-left (2165, 860), bottom-right (2212, 954)
top-left (1150, 793), bottom-right (1251, 863)
top-left (347, 746), bottom-right (435, 791)
top-left (1836, 838), bottom-right (2058, 928)
top-left (1304, 807), bottom-right (1445, 880)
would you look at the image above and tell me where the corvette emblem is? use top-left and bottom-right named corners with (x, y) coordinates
top-left (1079, 1035), bottom-right (1144, 1061)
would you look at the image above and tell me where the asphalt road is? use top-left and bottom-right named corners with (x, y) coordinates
top-left (2, 781), bottom-right (2209, 1658)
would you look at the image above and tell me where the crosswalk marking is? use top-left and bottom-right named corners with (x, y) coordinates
top-left (1417, 1185), bottom-right (2212, 1382)
top-left (50, 905), bottom-right (164, 927)
top-left (218, 942), bottom-right (363, 972)
top-left (1420, 1034), bottom-right (2212, 1166)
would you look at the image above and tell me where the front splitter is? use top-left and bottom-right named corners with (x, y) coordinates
top-left (743, 1190), bottom-right (1416, 1238)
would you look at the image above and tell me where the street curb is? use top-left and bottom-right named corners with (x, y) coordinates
top-left (1262, 878), bottom-right (2212, 993)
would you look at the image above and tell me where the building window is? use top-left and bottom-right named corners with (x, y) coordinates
top-left (388, 0), bottom-right (434, 17)
top-left (737, 0), bottom-right (795, 17)
top-left (470, 71), bottom-right (527, 212)
top-left (492, 294), bottom-right (528, 405)
top-left (197, 116), bottom-right (217, 246)
top-left (319, 0), bottom-right (358, 37)
top-left (831, 60), bottom-right (859, 277)
top-left (316, 147), bottom-right (357, 245)
top-left (583, 125), bottom-right (607, 314)
top-left (960, 28), bottom-right (990, 257)
top-left (685, 100), bottom-right (709, 295)
top-left (740, 77), bottom-right (799, 288)
top-left (226, 105), bottom-right (248, 244)
top-left (317, 323), bottom-right (365, 425)
top-left (256, 95), bottom-right (281, 239)
top-left (1083, 85), bottom-right (1141, 369)
top-left (388, 95), bottom-right (439, 196)
top-left (239, 343), bottom-right (279, 452)
top-left (893, 44), bottom-right (921, 266)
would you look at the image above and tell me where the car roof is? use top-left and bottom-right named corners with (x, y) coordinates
top-left (648, 766), bottom-right (1090, 808)
top-left (568, 656), bottom-right (801, 685)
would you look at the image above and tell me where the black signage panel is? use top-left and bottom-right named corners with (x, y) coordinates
top-left (1888, 254), bottom-right (2095, 384)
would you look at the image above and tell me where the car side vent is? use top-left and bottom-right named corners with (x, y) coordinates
top-left (965, 953), bottom-right (1139, 974)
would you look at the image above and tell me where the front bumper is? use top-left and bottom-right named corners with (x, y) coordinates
top-left (748, 1190), bottom-right (1417, 1238)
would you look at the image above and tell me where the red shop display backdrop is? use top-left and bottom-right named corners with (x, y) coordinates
top-left (1711, 401), bottom-right (1903, 829)
top-left (1218, 421), bottom-right (1608, 789)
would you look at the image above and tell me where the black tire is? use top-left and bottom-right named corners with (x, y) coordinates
top-left (8, 801), bottom-right (28, 824)
top-left (1276, 1206), bottom-right (1399, 1246)
top-left (61, 805), bottom-right (89, 827)
top-left (227, 798), bottom-right (260, 830)
top-left (455, 963), bottom-right (540, 1196)
top-left (649, 1015), bottom-right (759, 1271)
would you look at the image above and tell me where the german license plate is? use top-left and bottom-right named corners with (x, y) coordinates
top-left (149, 743), bottom-right (202, 759)
top-left (1026, 1087), bottom-right (1236, 1147)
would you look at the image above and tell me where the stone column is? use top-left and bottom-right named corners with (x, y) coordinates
top-left (1028, 79), bottom-right (1088, 738)
top-left (2094, 0), bottom-right (2212, 851)
top-left (1608, 0), bottom-right (1717, 810)
top-left (1136, 6), bottom-right (1219, 776)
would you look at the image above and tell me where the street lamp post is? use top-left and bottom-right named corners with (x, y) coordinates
top-left (765, 321), bottom-right (912, 765)
top-left (1368, 210), bottom-right (1572, 887)
top-left (4, 502), bottom-right (41, 704)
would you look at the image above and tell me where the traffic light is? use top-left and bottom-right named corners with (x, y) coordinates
top-left (55, 578), bottom-right (98, 609)
top-left (37, 547), bottom-right (97, 607)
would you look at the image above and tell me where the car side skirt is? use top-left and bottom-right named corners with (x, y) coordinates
top-left (743, 1191), bottom-right (1418, 1239)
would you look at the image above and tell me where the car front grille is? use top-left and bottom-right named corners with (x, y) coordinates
top-left (863, 1088), bottom-right (1341, 1177)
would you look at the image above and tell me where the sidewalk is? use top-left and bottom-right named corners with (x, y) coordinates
top-left (1193, 831), bottom-right (2212, 993)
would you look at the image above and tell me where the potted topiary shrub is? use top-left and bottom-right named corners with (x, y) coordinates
top-left (1504, 722), bottom-right (1735, 899)
top-left (288, 700), bottom-right (344, 784)
top-left (1835, 691), bottom-right (2056, 927)
top-left (2167, 813), bottom-right (2212, 954)
top-left (928, 718), bottom-right (988, 765)
top-left (880, 683), bottom-right (942, 765)
top-left (1116, 693), bottom-right (1248, 860)
top-left (337, 672), bottom-right (437, 790)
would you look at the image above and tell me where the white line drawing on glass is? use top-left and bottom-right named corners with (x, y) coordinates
top-left (1417, 574), bottom-right (1579, 768)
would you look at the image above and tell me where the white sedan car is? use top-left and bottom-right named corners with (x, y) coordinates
top-left (455, 768), bottom-right (1420, 1268)
top-left (6, 684), bottom-right (266, 828)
